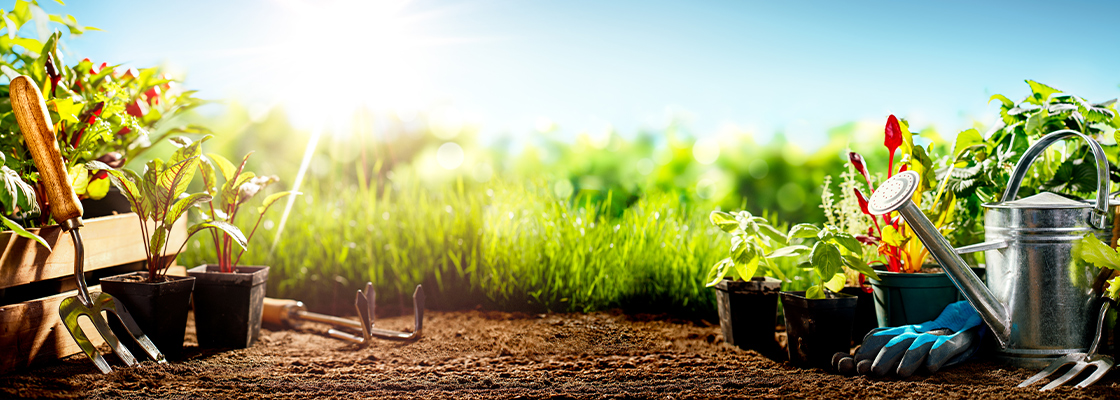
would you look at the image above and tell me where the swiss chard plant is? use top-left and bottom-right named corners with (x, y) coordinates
top-left (786, 223), bottom-right (879, 299)
top-left (98, 136), bottom-right (246, 283)
top-left (198, 151), bottom-right (296, 273)
top-left (845, 115), bottom-right (940, 273)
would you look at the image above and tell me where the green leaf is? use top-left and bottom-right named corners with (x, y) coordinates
top-left (881, 225), bottom-right (906, 247)
top-left (164, 192), bottom-right (212, 227)
top-left (805, 284), bottom-right (824, 300)
top-left (989, 94), bottom-right (1014, 109)
top-left (189, 220), bottom-right (247, 250)
top-left (199, 156), bottom-right (218, 197)
top-left (220, 171), bottom-right (256, 209)
top-left (206, 152), bottom-right (236, 182)
top-left (1026, 80), bottom-right (1062, 105)
top-left (952, 128), bottom-right (982, 158)
top-left (1078, 234), bottom-right (1120, 269)
top-left (101, 166), bottom-right (146, 219)
top-left (86, 175), bottom-right (110, 200)
top-left (0, 213), bottom-right (49, 250)
top-left (810, 241), bottom-right (843, 279)
top-left (733, 253), bottom-right (760, 281)
top-left (758, 223), bottom-right (788, 246)
top-left (829, 232), bottom-right (863, 254)
top-left (67, 164), bottom-right (88, 197)
top-left (767, 245), bottom-right (809, 259)
top-left (1106, 276), bottom-right (1120, 301)
top-left (258, 191), bottom-right (297, 214)
top-left (149, 225), bottom-right (168, 256)
top-left (235, 175), bottom-right (278, 207)
top-left (0, 165), bottom-right (39, 215)
top-left (843, 254), bottom-right (880, 280)
top-left (705, 257), bottom-right (733, 287)
top-left (788, 223), bottom-right (820, 239)
top-left (159, 157), bottom-right (200, 204)
top-left (824, 272), bottom-right (846, 293)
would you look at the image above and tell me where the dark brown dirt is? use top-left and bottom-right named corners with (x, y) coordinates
top-left (2, 310), bottom-right (1118, 399)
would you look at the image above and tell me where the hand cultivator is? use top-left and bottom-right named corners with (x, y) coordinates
top-left (10, 75), bottom-right (165, 373)
top-left (263, 283), bottom-right (424, 345)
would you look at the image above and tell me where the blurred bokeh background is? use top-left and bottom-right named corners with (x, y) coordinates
top-left (27, 0), bottom-right (1120, 317)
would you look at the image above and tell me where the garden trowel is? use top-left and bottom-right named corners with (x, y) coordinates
top-left (10, 75), bottom-right (165, 374)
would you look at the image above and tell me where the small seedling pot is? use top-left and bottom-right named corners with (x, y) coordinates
top-left (780, 290), bottom-right (858, 368)
top-left (715, 277), bottom-right (781, 357)
top-left (839, 286), bottom-right (877, 344)
top-left (188, 265), bottom-right (270, 349)
top-left (868, 268), bottom-right (960, 328)
top-left (100, 272), bottom-right (196, 360)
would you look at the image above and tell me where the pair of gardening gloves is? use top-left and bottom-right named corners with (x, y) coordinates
top-left (833, 301), bottom-right (985, 377)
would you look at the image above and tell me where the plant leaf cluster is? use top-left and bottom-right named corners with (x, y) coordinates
top-left (100, 136), bottom-right (247, 282)
top-left (707, 210), bottom-right (878, 300)
top-left (198, 151), bottom-right (295, 273)
top-left (1075, 234), bottom-right (1120, 301)
top-left (787, 223), bottom-right (879, 299)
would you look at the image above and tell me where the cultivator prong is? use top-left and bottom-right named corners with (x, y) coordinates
top-left (1019, 301), bottom-right (1114, 391)
top-left (328, 283), bottom-right (424, 345)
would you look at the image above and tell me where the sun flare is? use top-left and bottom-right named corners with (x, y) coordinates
top-left (269, 0), bottom-right (431, 129)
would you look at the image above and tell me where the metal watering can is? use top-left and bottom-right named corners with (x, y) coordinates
top-left (868, 129), bottom-right (1111, 369)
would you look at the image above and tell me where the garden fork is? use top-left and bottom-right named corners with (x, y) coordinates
top-left (11, 75), bottom-right (165, 374)
top-left (1018, 300), bottom-right (1113, 391)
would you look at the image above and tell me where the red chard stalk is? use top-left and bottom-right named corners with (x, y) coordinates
top-left (884, 115), bottom-right (902, 178)
top-left (854, 188), bottom-right (882, 236)
top-left (848, 151), bottom-right (875, 190)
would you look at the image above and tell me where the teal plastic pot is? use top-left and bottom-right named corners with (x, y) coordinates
top-left (867, 270), bottom-right (959, 328)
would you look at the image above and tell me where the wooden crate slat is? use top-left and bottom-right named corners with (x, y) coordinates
top-left (0, 285), bottom-right (107, 372)
top-left (0, 214), bottom-right (187, 290)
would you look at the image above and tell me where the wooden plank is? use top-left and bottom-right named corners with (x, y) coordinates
top-left (0, 214), bottom-right (187, 290)
top-left (0, 285), bottom-right (107, 373)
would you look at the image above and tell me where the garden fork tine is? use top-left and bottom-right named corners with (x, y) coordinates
top-left (328, 283), bottom-right (424, 344)
top-left (1018, 301), bottom-right (1113, 391)
top-left (10, 75), bottom-right (165, 373)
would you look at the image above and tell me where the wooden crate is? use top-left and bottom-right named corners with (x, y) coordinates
top-left (0, 214), bottom-right (187, 373)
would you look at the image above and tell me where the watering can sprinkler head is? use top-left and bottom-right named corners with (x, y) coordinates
top-left (867, 171), bottom-right (1013, 348)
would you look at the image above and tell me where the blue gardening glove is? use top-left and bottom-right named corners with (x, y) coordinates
top-left (833, 301), bottom-right (985, 377)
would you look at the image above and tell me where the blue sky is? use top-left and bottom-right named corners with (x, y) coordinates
top-left (37, 0), bottom-right (1120, 146)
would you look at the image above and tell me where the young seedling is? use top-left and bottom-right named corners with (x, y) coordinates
top-left (705, 210), bottom-right (800, 287)
top-left (787, 223), bottom-right (880, 299)
top-left (198, 151), bottom-right (296, 272)
top-left (97, 136), bottom-right (247, 282)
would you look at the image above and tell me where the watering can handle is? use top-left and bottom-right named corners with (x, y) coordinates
top-left (1000, 129), bottom-right (1110, 229)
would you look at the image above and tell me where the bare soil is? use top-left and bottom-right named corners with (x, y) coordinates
top-left (2, 310), bottom-right (1118, 399)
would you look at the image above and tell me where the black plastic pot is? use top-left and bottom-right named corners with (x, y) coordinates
top-left (100, 272), bottom-right (195, 360)
top-left (780, 291), bottom-right (858, 368)
top-left (188, 265), bottom-right (270, 349)
top-left (840, 286), bottom-right (876, 344)
top-left (715, 277), bottom-right (781, 357)
top-left (80, 187), bottom-right (132, 219)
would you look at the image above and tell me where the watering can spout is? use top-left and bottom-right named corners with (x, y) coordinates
top-left (866, 171), bottom-right (1013, 348)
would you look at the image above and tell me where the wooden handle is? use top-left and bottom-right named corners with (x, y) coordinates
top-left (9, 75), bottom-right (83, 225)
top-left (263, 297), bottom-right (301, 327)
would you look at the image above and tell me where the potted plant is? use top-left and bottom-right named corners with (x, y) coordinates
top-left (844, 115), bottom-right (963, 328)
top-left (780, 223), bottom-right (880, 368)
top-left (187, 151), bottom-right (294, 349)
top-left (98, 135), bottom-right (246, 359)
top-left (705, 210), bottom-right (802, 358)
